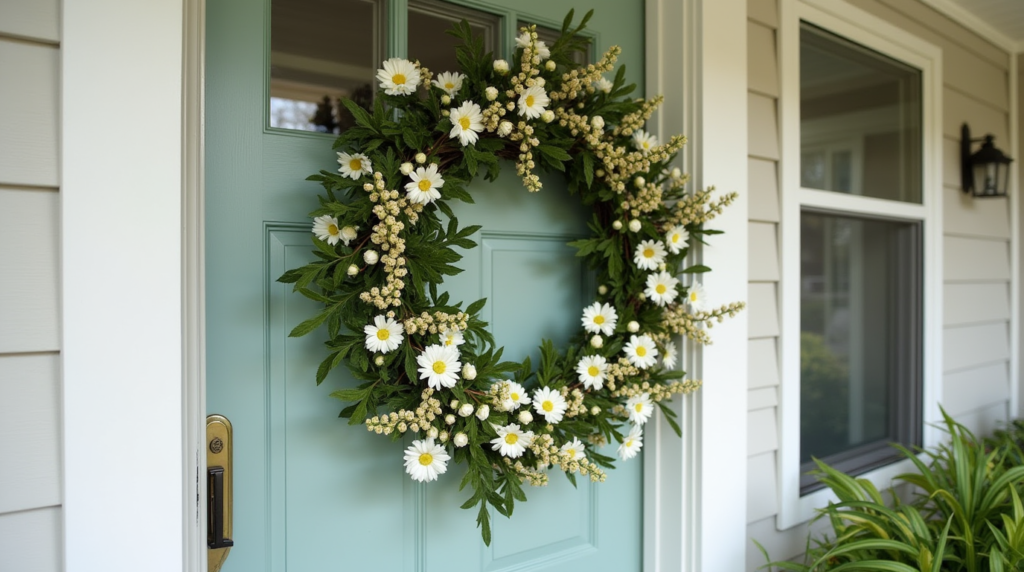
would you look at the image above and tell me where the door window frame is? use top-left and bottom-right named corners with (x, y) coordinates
top-left (777, 0), bottom-right (944, 529)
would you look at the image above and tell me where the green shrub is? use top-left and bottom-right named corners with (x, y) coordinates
top-left (757, 409), bottom-right (1024, 571)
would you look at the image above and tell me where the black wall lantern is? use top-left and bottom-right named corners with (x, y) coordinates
top-left (961, 123), bottom-right (1014, 198)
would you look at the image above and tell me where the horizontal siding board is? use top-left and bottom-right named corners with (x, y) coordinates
top-left (748, 222), bottom-right (780, 281)
top-left (748, 158), bottom-right (780, 222)
top-left (748, 93), bottom-right (780, 160)
top-left (940, 38), bottom-right (1008, 111)
top-left (748, 21), bottom-right (779, 97)
top-left (943, 136), bottom-right (959, 189)
top-left (954, 401), bottom-right (1008, 437)
top-left (747, 451), bottom-right (778, 523)
top-left (944, 282), bottom-right (1010, 326)
top-left (747, 516), bottom-right (815, 571)
top-left (748, 407), bottom-right (778, 456)
top-left (0, 1), bottom-right (59, 43)
top-left (943, 361), bottom-right (1009, 417)
top-left (749, 338), bottom-right (780, 389)
top-left (0, 353), bottom-right (61, 514)
top-left (748, 282), bottom-right (780, 338)
top-left (944, 182), bottom-right (1010, 239)
top-left (944, 88), bottom-right (1008, 143)
top-left (944, 322), bottom-right (1009, 372)
top-left (747, 0), bottom-right (778, 29)
top-left (943, 236), bottom-right (1010, 282)
top-left (749, 386), bottom-right (778, 411)
top-left (0, 189), bottom-right (60, 352)
top-left (0, 40), bottom-right (59, 187)
top-left (0, 507), bottom-right (61, 572)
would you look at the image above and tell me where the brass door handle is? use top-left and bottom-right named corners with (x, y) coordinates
top-left (207, 466), bottom-right (234, 549)
top-left (207, 415), bottom-right (233, 572)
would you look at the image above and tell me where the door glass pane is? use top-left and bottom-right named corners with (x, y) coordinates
top-left (800, 23), bottom-right (922, 203)
top-left (409, 0), bottom-right (499, 76)
top-left (270, 0), bottom-right (386, 134)
top-left (800, 212), bottom-right (921, 469)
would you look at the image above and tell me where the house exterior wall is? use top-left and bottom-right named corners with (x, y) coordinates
top-left (0, 2), bottom-right (64, 571)
top-left (746, 0), bottom-right (1018, 568)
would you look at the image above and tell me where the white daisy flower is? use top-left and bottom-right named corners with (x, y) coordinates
top-left (517, 85), bottom-right (550, 120)
top-left (627, 392), bottom-right (654, 426)
top-left (634, 240), bottom-right (667, 271)
top-left (665, 225), bottom-right (689, 254)
top-left (504, 380), bottom-right (531, 411)
top-left (490, 423), bottom-right (534, 458)
top-left (515, 32), bottom-right (551, 60)
top-left (403, 438), bottom-right (450, 482)
top-left (363, 315), bottom-right (404, 354)
top-left (644, 271), bottom-right (680, 307)
top-left (686, 281), bottom-right (709, 312)
top-left (440, 328), bottom-right (464, 348)
top-left (618, 426), bottom-right (643, 460)
top-left (581, 301), bottom-right (618, 336)
top-left (448, 101), bottom-right (484, 146)
top-left (416, 344), bottom-right (461, 390)
top-left (311, 215), bottom-right (342, 245)
top-left (404, 163), bottom-right (445, 205)
top-left (339, 225), bottom-right (358, 246)
top-left (376, 57), bottom-right (421, 96)
top-left (432, 71), bottom-right (465, 96)
top-left (624, 334), bottom-right (659, 369)
top-left (337, 151), bottom-right (372, 180)
top-left (632, 130), bottom-right (659, 155)
top-left (561, 437), bottom-right (586, 461)
top-left (576, 354), bottom-right (608, 390)
top-left (662, 341), bottom-right (677, 369)
top-left (532, 386), bottom-right (568, 424)
top-left (593, 76), bottom-right (613, 93)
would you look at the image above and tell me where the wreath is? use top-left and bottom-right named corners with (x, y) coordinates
top-left (279, 10), bottom-right (743, 544)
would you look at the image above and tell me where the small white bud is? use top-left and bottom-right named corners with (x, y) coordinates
top-left (374, 355), bottom-right (384, 366)
top-left (462, 364), bottom-right (477, 380)
top-left (658, 262), bottom-right (667, 271)
top-left (493, 59), bottom-right (509, 74)
top-left (439, 431), bottom-right (449, 443)
top-left (597, 285), bottom-right (608, 296)
top-left (450, 400), bottom-right (459, 410)
top-left (634, 176), bottom-right (645, 188)
top-left (440, 94), bottom-right (451, 105)
top-left (596, 169), bottom-right (605, 177)
top-left (445, 414), bottom-right (456, 425)
top-left (628, 219), bottom-right (642, 233)
top-left (485, 86), bottom-right (499, 101)
top-left (476, 405), bottom-right (490, 421)
top-left (340, 226), bottom-right (358, 244)
top-left (347, 264), bottom-right (359, 276)
top-left (454, 432), bottom-right (469, 447)
top-left (590, 406), bottom-right (601, 416)
top-left (611, 220), bottom-right (623, 231)
top-left (638, 293), bottom-right (647, 301)
top-left (671, 167), bottom-right (682, 179)
top-left (427, 427), bottom-right (439, 438)
top-left (363, 183), bottom-right (374, 191)
top-left (536, 77), bottom-right (546, 87)
top-left (541, 110), bottom-right (555, 123)
top-left (415, 152), bottom-right (427, 164)
top-left (400, 162), bottom-right (414, 175)
top-left (591, 116), bottom-right (605, 130)
top-left (497, 121), bottom-right (513, 137)
top-left (459, 403), bottom-right (474, 417)
top-left (518, 410), bottom-right (534, 424)
top-left (545, 60), bottom-right (556, 71)
top-left (590, 335), bottom-right (604, 348)
top-left (627, 320), bottom-right (640, 333)
top-left (363, 250), bottom-right (379, 265)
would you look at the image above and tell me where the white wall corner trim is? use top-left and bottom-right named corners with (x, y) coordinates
top-left (776, 0), bottom-right (945, 530)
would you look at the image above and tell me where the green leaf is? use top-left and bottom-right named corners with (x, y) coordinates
top-left (289, 306), bottom-right (334, 337)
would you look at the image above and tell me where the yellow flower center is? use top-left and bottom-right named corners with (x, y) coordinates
top-left (643, 141), bottom-right (650, 149)
top-left (587, 365), bottom-right (599, 376)
top-left (445, 82), bottom-right (454, 90)
top-left (593, 315), bottom-right (605, 325)
top-left (510, 392), bottom-right (519, 401)
top-left (418, 179), bottom-right (432, 192)
top-left (636, 346), bottom-right (647, 357)
top-left (672, 233), bottom-right (680, 243)
top-left (526, 95), bottom-right (535, 107)
top-left (656, 284), bottom-right (667, 294)
top-left (376, 329), bottom-right (390, 341)
top-left (418, 452), bottom-right (433, 466)
top-left (625, 439), bottom-right (634, 447)
top-left (505, 433), bottom-right (518, 445)
top-left (459, 116), bottom-right (471, 130)
top-left (643, 248), bottom-right (654, 258)
top-left (542, 401), bottom-right (554, 412)
top-left (566, 448), bottom-right (576, 457)
top-left (635, 403), bottom-right (644, 413)
top-left (690, 292), bottom-right (698, 302)
top-left (393, 73), bottom-right (406, 85)
top-left (327, 224), bottom-right (339, 236)
top-left (432, 361), bottom-right (446, 374)
top-left (349, 159), bottom-right (362, 171)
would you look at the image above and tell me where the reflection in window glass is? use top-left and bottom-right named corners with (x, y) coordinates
top-left (270, 0), bottom-right (385, 134)
top-left (800, 23), bottom-right (922, 203)
top-left (409, 0), bottom-right (499, 77)
top-left (800, 212), bottom-right (921, 490)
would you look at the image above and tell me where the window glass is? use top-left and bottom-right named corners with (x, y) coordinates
top-left (270, 0), bottom-right (386, 134)
top-left (800, 212), bottom-right (921, 491)
top-left (409, 1), bottom-right (500, 76)
top-left (800, 23), bottom-right (922, 203)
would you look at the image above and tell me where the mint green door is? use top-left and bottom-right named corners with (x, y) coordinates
top-left (206, 1), bottom-right (646, 570)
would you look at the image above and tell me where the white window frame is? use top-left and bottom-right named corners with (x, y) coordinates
top-left (777, 0), bottom-right (944, 529)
